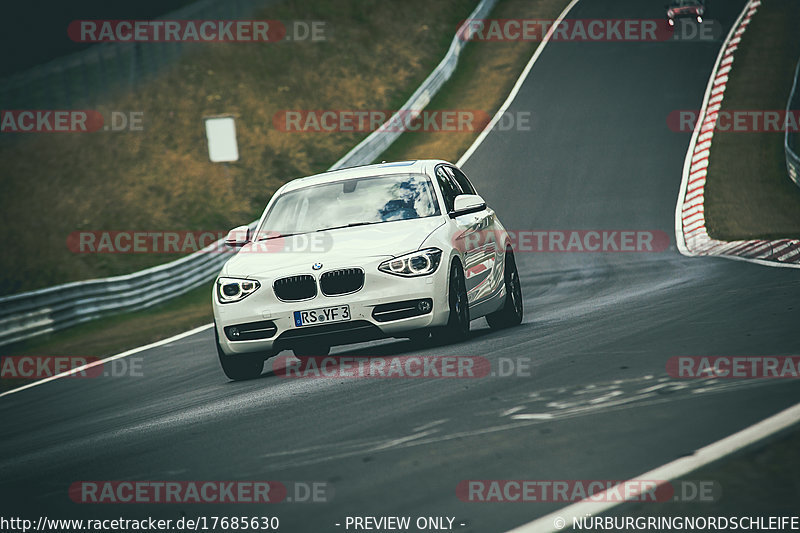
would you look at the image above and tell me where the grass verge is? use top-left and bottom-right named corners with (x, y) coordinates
top-left (603, 422), bottom-right (800, 520)
top-left (704, 1), bottom-right (800, 240)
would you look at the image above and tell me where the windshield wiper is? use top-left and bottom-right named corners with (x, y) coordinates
top-left (256, 231), bottom-right (306, 241)
top-left (316, 221), bottom-right (377, 232)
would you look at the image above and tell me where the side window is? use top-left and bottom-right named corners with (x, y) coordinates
top-left (435, 165), bottom-right (462, 212)
top-left (448, 166), bottom-right (476, 195)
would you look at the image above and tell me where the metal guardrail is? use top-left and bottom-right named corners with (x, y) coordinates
top-left (0, 0), bottom-right (277, 109)
top-left (0, 0), bottom-right (496, 348)
top-left (785, 58), bottom-right (800, 188)
top-left (0, 241), bottom-right (233, 347)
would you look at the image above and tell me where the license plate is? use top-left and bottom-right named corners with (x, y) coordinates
top-left (293, 305), bottom-right (351, 327)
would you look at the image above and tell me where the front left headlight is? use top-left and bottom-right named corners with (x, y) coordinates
top-left (217, 277), bottom-right (261, 303)
top-left (379, 248), bottom-right (443, 277)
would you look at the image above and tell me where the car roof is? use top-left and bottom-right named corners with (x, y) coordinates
top-left (278, 159), bottom-right (451, 193)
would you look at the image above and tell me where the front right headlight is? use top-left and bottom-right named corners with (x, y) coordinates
top-left (379, 248), bottom-right (443, 277)
top-left (217, 277), bottom-right (261, 303)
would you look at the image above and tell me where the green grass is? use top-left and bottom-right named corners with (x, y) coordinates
top-left (704, 0), bottom-right (800, 240)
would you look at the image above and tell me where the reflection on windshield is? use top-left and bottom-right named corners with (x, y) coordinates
top-left (257, 174), bottom-right (440, 238)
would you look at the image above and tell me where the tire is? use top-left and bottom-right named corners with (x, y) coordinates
top-left (292, 342), bottom-right (331, 358)
top-left (432, 260), bottom-right (470, 343)
top-left (215, 326), bottom-right (265, 381)
top-left (486, 248), bottom-right (524, 330)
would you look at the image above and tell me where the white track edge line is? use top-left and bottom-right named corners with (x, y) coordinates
top-left (507, 401), bottom-right (800, 533)
top-left (457, 0), bottom-right (582, 167)
top-left (0, 323), bottom-right (213, 399)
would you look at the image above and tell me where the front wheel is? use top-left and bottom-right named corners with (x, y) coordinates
top-left (486, 248), bottom-right (523, 329)
top-left (215, 326), bottom-right (265, 381)
top-left (432, 260), bottom-right (470, 343)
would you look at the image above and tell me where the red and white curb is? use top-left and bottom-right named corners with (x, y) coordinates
top-left (675, 0), bottom-right (800, 268)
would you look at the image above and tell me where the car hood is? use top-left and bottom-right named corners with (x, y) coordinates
top-left (222, 217), bottom-right (446, 278)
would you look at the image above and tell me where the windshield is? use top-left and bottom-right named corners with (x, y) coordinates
top-left (256, 173), bottom-right (441, 238)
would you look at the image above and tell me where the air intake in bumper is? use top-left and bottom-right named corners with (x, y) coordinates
top-left (224, 320), bottom-right (278, 341)
top-left (371, 298), bottom-right (433, 323)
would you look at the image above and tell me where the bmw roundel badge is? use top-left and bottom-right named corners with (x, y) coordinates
top-left (312, 263), bottom-right (323, 270)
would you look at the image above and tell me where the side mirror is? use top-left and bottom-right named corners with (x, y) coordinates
top-left (449, 194), bottom-right (487, 218)
top-left (224, 225), bottom-right (251, 248)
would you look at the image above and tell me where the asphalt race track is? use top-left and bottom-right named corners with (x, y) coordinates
top-left (2, 0), bottom-right (799, 531)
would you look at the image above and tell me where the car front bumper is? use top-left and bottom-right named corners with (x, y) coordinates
top-left (213, 261), bottom-right (451, 356)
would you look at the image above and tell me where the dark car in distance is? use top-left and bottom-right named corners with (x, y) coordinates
top-left (666, 0), bottom-right (706, 26)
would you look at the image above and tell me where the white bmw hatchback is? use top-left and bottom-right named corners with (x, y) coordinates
top-left (212, 160), bottom-right (523, 380)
